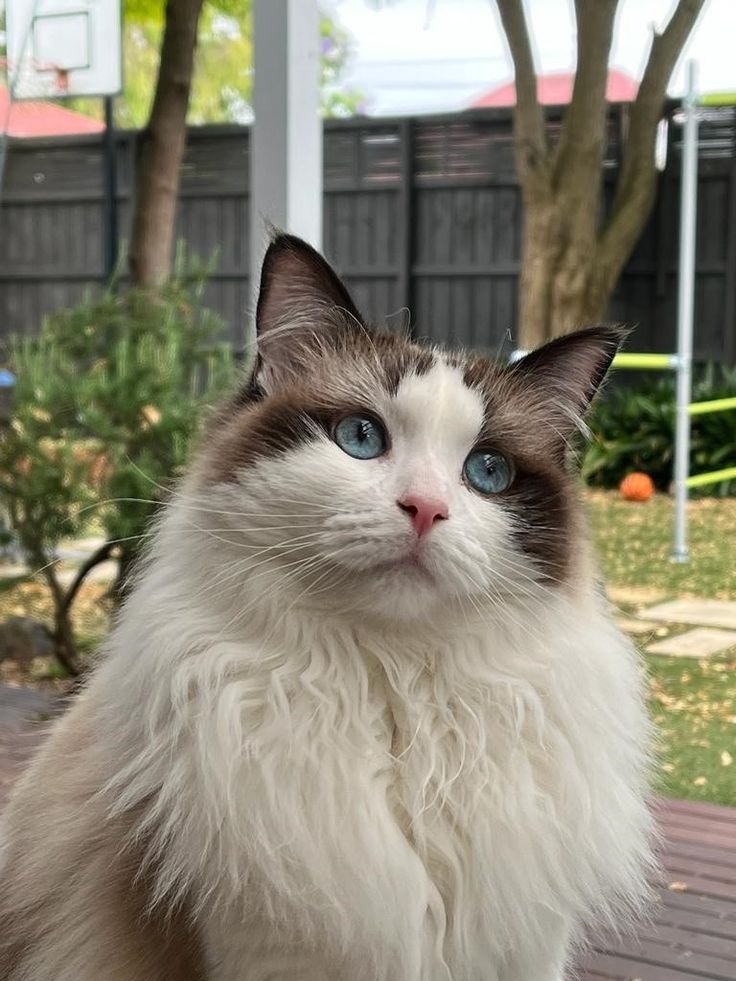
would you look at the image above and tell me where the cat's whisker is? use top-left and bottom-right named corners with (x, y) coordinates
top-left (196, 543), bottom-right (328, 602)
top-left (78, 496), bottom-right (355, 521)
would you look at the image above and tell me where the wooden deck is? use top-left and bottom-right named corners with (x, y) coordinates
top-left (580, 798), bottom-right (736, 981)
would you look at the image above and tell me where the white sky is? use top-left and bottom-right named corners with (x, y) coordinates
top-left (326, 0), bottom-right (735, 115)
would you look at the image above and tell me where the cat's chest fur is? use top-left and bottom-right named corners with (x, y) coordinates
top-left (120, 600), bottom-right (640, 981)
top-left (101, 577), bottom-right (650, 981)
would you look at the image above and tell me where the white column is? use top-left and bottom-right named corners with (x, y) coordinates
top-left (250, 0), bottom-right (322, 322)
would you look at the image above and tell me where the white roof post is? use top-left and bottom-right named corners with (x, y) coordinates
top-left (250, 0), bottom-right (322, 335)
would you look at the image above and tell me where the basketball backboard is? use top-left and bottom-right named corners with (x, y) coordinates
top-left (6, 0), bottom-right (122, 101)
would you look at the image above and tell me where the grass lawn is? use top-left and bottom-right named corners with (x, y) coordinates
top-left (587, 490), bottom-right (736, 806)
top-left (588, 490), bottom-right (736, 598)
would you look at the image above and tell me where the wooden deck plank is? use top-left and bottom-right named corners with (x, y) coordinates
top-left (579, 950), bottom-right (722, 980)
top-left (654, 902), bottom-right (736, 938)
top-left (655, 810), bottom-right (736, 836)
top-left (656, 799), bottom-right (736, 822)
top-left (629, 923), bottom-right (736, 959)
top-left (664, 839), bottom-right (736, 871)
top-left (657, 874), bottom-right (736, 902)
top-left (594, 937), bottom-right (736, 980)
top-left (658, 826), bottom-right (736, 850)
top-left (658, 890), bottom-right (736, 924)
top-left (659, 817), bottom-right (736, 844)
top-left (580, 799), bottom-right (736, 981)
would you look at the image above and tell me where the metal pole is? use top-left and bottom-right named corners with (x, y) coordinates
top-left (672, 61), bottom-right (699, 563)
top-left (103, 96), bottom-right (119, 280)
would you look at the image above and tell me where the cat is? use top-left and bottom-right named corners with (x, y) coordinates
top-left (0, 234), bottom-right (654, 981)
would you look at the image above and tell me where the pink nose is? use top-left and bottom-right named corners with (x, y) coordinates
top-left (398, 495), bottom-right (449, 538)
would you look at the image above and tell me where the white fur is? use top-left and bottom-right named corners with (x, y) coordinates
top-left (12, 360), bottom-right (654, 979)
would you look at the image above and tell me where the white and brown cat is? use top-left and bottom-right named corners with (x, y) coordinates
top-left (0, 234), bottom-right (653, 981)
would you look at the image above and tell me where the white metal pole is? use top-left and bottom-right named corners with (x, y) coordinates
top-left (672, 61), bottom-right (699, 563)
top-left (249, 0), bottom-right (322, 348)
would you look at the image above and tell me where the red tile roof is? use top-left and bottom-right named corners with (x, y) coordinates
top-left (470, 69), bottom-right (639, 108)
top-left (0, 85), bottom-right (104, 137)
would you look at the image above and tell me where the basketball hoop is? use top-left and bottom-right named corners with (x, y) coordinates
top-left (40, 63), bottom-right (71, 96)
top-left (6, 0), bottom-right (122, 103)
top-left (12, 61), bottom-right (72, 100)
top-left (55, 67), bottom-right (70, 96)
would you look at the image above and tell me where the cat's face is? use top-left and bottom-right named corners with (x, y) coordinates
top-left (195, 235), bottom-right (622, 622)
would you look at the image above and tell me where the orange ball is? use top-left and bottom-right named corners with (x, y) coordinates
top-left (620, 472), bottom-right (655, 502)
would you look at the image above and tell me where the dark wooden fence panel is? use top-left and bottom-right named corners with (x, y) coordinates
top-left (2, 107), bottom-right (736, 362)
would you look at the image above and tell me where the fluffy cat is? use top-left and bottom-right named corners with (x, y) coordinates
top-left (0, 234), bottom-right (654, 981)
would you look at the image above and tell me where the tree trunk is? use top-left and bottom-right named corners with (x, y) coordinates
top-left (517, 204), bottom-right (558, 348)
top-left (500, 0), bottom-right (706, 349)
top-left (518, 238), bottom-right (610, 347)
top-left (548, 243), bottom-right (608, 338)
top-left (128, 0), bottom-right (205, 286)
top-left (518, 194), bottom-right (612, 346)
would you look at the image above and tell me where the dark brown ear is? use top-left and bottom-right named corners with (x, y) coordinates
top-left (508, 325), bottom-right (626, 441)
top-left (253, 233), bottom-right (365, 391)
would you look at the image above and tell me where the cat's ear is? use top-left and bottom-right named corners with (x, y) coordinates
top-left (509, 325), bottom-right (626, 439)
top-left (253, 233), bottom-right (365, 391)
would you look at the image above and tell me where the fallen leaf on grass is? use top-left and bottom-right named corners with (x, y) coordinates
top-left (721, 751), bottom-right (733, 767)
top-left (693, 776), bottom-right (708, 786)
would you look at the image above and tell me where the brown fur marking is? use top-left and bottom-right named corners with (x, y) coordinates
top-left (0, 700), bottom-right (205, 981)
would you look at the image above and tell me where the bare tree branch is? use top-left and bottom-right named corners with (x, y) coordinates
top-left (601, 0), bottom-right (707, 266)
top-left (60, 541), bottom-right (115, 619)
top-left (495, 0), bottom-right (549, 194)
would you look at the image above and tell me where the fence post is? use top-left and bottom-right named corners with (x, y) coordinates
top-left (398, 118), bottom-right (414, 335)
top-left (672, 61), bottom-right (699, 564)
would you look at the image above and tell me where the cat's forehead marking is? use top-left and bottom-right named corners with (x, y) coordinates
top-left (390, 357), bottom-right (484, 447)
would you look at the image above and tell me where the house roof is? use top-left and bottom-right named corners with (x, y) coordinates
top-left (470, 69), bottom-right (639, 108)
top-left (0, 86), bottom-right (104, 138)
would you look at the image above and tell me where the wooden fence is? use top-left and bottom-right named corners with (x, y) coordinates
top-left (1, 106), bottom-right (736, 362)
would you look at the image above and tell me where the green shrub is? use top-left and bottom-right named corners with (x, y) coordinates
top-left (0, 264), bottom-right (236, 673)
top-left (584, 365), bottom-right (736, 496)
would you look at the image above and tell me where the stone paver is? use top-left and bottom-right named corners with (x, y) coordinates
top-left (0, 563), bottom-right (28, 580)
top-left (607, 585), bottom-right (668, 607)
top-left (0, 685), bottom-right (55, 726)
top-left (0, 685), bottom-right (61, 810)
top-left (615, 617), bottom-right (660, 636)
top-left (643, 598), bottom-right (736, 631)
top-left (646, 626), bottom-right (736, 658)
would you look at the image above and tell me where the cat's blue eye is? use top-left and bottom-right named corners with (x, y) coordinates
top-left (334, 414), bottom-right (387, 460)
top-left (464, 449), bottom-right (513, 495)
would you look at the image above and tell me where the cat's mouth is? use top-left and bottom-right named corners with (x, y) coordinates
top-left (368, 552), bottom-right (435, 582)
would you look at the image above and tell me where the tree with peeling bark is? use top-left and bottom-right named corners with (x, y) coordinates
top-left (495, 0), bottom-right (707, 347)
top-left (128, 0), bottom-right (209, 285)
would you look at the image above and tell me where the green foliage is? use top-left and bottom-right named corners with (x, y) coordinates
top-left (0, 337), bottom-right (94, 565)
top-left (0, 261), bottom-right (235, 666)
top-left (115, 2), bottom-right (255, 128)
top-left (38, 261), bottom-right (233, 553)
top-left (588, 490), bottom-right (736, 806)
top-left (319, 15), bottom-right (365, 118)
top-left (70, 2), bottom-right (363, 127)
top-left (584, 366), bottom-right (736, 495)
